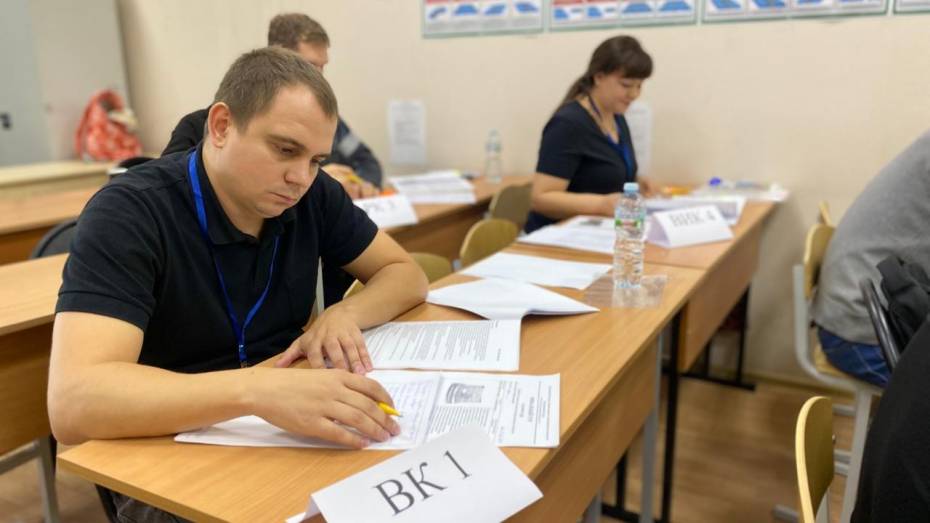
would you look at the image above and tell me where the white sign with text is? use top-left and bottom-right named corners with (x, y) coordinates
top-left (647, 205), bottom-right (733, 249)
top-left (290, 426), bottom-right (543, 523)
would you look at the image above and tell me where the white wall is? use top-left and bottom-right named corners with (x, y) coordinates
top-left (30, 0), bottom-right (131, 160)
top-left (116, 0), bottom-right (930, 383)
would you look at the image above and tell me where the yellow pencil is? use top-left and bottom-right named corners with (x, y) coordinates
top-left (378, 402), bottom-right (402, 417)
top-left (346, 173), bottom-right (365, 185)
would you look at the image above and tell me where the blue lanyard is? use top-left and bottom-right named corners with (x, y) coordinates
top-left (587, 95), bottom-right (634, 178)
top-left (186, 151), bottom-right (280, 368)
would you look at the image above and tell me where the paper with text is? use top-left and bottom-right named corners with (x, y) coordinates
top-left (366, 319), bottom-right (521, 371)
top-left (461, 252), bottom-right (611, 290)
top-left (354, 194), bottom-right (418, 228)
top-left (427, 278), bottom-right (598, 319)
top-left (518, 220), bottom-right (615, 255)
top-left (177, 371), bottom-right (559, 450)
top-left (647, 205), bottom-right (733, 248)
top-left (388, 100), bottom-right (426, 165)
top-left (289, 426), bottom-right (543, 523)
top-left (390, 171), bottom-right (476, 204)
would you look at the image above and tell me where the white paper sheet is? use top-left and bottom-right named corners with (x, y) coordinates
top-left (518, 223), bottom-right (615, 255)
top-left (389, 171), bottom-right (476, 204)
top-left (427, 277), bottom-right (598, 319)
top-left (461, 252), bottom-right (611, 290)
top-left (365, 319), bottom-right (521, 371)
top-left (291, 426), bottom-right (543, 523)
top-left (388, 100), bottom-right (426, 165)
top-left (177, 371), bottom-right (560, 450)
top-left (354, 194), bottom-right (419, 228)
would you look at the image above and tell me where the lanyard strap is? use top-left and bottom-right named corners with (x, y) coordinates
top-left (187, 151), bottom-right (280, 368)
top-left (587, 95), bottom-right (634, 178)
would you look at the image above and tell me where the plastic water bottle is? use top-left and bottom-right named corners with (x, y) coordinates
top-left (614, 182), bottom-right (646, 290)
top-left (483, 129), bottom-right (502, 184)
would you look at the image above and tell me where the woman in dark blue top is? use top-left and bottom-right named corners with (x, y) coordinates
top-left (525, 36), bottom-right (654, 233)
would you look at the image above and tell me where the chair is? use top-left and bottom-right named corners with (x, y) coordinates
top-left (488, 183), bottom-right (532, 231)
top-left (30, 219), bottom-right (78, 259)
top-left (818, 201), bottom-right (834, 227)
top-left (343, 252), bottom-right (454, 299)
top-left (458, 218), bottom-right (518, 268)
top-left (860, 279), bottom-right (900, 373)
top-left (790, 222), bottom-right (881, 523)
top-left (796, 396), bottom-right (835, 523)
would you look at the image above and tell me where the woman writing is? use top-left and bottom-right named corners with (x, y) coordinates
top-left (525, 35), bottom-right (654, 233)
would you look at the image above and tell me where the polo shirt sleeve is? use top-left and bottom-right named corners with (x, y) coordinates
top-left (56, 185), bottom-right (162, 331)
top-left (535, 115), bottom-right (584, 181)
top-left (316, 172), bottom-right (378, 267)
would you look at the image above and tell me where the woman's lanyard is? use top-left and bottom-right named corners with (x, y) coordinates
top-left (587, 94), bottom-right (634, 177)
top-left (186, 151), bottom-right (280, 368)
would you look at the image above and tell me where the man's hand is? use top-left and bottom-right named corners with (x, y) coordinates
top-left (250, 367), bottom-right (400, 448)
top-left (275, 305), bottom-right (373, 374)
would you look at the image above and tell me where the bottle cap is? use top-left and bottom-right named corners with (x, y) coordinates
top-left (623, 182), bottom-right (639, 193)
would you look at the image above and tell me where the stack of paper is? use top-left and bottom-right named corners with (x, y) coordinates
top-left (365, 319), bottom-right (521, 371)
top-left (389, 171), bottom-right (476, 204)
top-left (176, 370), bottom-right (560, 449)
top-left (427, 278), bottom-right (598, 319)
top-left (461, 252), bottom-right (611, 290)
top-left (354, 194), bottom-right (419, 228)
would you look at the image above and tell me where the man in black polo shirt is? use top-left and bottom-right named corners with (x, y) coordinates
top-left (163, 13), bottom-right (381, 199)
top-left (48, 46), bottom-right (428, 459)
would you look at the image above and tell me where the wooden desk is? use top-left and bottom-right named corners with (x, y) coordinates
top-left (57, 260), bottom-right (704, 522)
top-left (0, 176), bottom-right (530, 267)
top-left (0, 255), bottom-right (65, 454)
top-left (508, 201), bottom-right (778, 523)
top-left (387, 175), bottom-right (531, 260)
top-left (0, 160), bottom-right (112, 200)
top-left (0, 188), bottom-right (100, 266)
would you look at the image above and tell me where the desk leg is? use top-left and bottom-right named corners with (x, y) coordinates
top-left (36, 437), bottom-right (61, 523)
top-left (584, 492), bottom-right (603, 523)
top-left (660, 316), bottom-right (681, 523)
top-left (638, 332), bottom-right (662, 523)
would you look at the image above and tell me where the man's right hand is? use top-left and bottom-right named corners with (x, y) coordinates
top-left (249, 367), bottom-right (401, 449)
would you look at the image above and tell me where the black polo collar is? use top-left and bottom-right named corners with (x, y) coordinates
top-left (192, 142), bottom-right (297, 246)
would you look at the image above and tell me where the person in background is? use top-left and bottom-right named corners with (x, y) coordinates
top-left (525, 35), bottom-right (656, 233)
top-left (163, 13), bottom-right (382, 199)
top-left (49, 47), bottom-right (428, 522)
top-left (812, 131), bottom-right (930, 388)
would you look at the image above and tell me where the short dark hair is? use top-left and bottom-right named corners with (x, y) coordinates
top-left (562, 36), bottom-right (653, 105)
top-left (268, 13), bottom-right (330, 49)
top-left (213, 47), bottom-right (338, 130)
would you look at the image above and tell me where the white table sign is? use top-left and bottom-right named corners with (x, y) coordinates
top-left (354, 194), bottom-right (418, 228)
top-left (647, 205), bottom-right (733, 248)
top-left (289, 426), bottom-right (543, 523)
